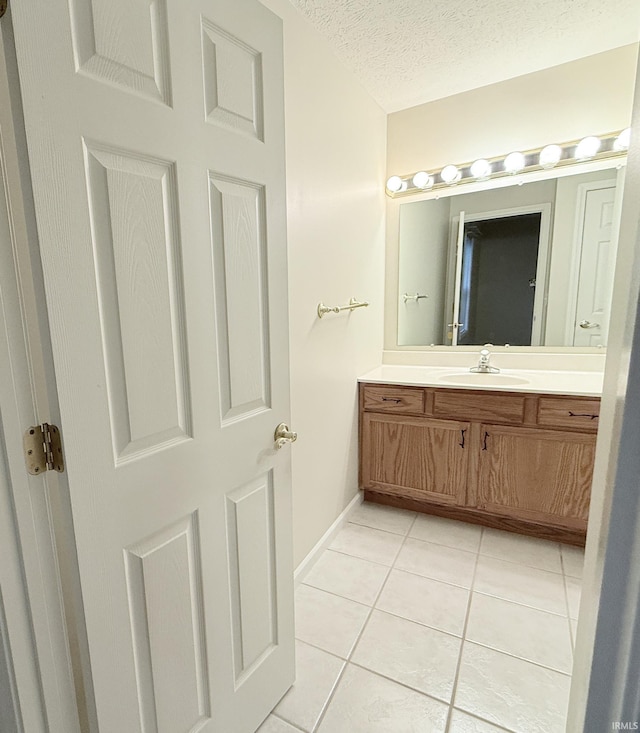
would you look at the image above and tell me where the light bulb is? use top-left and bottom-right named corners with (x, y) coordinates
top-left (575, 136), bottom-right (601, 160)
top-left (470, 159), bottom-right (492, 180)
top-left (386, 175), bottom-right (404, 193)
top-left (441, 165), bottom-right (461, 185)
top-left (504, 152), bottom-right (526, 174)
top-left (412, 171), bottom-right (434, 189)
top-left (614, 127), bottom-right (631, 151)
top-left (539, 144), bottom-right (562, 169)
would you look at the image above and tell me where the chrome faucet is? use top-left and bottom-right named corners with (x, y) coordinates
top-left (470, 348), bottom-right (500, 374)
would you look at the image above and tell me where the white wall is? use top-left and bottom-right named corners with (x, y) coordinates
top-left (385, 45), bottom-right (638, 353)
top-left (388, 45), bottom-right (638, 175)
top-left (259, 0), bottom-right (387, 567)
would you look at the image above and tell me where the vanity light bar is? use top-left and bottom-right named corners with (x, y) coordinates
top-left (386, 129), bottom-right (630, 197)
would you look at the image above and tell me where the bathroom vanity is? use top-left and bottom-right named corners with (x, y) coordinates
top-left (358, 368), bottom-right (601, 546)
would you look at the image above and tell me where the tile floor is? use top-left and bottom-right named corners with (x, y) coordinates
top-left (258, 501), bottom-right (584, 733)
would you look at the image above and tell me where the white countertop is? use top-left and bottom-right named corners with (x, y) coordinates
top-left (358, 365), bottom-right (604, 397)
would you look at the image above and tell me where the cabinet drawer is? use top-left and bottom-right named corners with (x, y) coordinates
top-left (537, 397), bottom-right (600, 432)
top-left (362, 385), bottom-right (425, 414)
top-left (433, 390), bottom-right (525, 424)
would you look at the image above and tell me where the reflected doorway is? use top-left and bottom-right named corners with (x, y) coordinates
top-left (449, 205), bottom-right (551, 346)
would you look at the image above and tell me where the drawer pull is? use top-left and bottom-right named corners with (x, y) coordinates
top-left (459, 429), bottom-right (466, 449)
top-left (568, 411), bottom-right (599, 420)
top-left (482, 431), bottom-right (490, 451)
top-left (381, 397), bottom-right (402, 404)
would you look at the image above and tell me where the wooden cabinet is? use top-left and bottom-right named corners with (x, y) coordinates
top-left (359, 383), bottom-right (600, 545)
top-left (361, 413), bottom-right (470, 505)
top-left (476, 425), bottom-right (594, 527)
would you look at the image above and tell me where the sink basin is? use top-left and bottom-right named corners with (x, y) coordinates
top-left (437, 373), bottom-right (530, 387)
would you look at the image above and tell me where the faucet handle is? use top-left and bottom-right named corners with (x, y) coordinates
top-left (480, 349), bottom-right (490, 357)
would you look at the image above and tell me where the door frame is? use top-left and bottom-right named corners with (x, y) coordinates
top-left (568, 50), bottom-right (640, 730)
top-left (0, 12), bottom-right (82, 732)
top-left (446, 203), bottom-right (552, 346)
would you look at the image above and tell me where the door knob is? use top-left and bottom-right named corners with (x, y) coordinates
top-left (579, 320), bottom-right (600, 329)
top-left (275, 423), bottom-right (297, 449)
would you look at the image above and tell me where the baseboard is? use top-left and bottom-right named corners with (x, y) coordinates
top-left (294, 491), bottom-right (364, 586)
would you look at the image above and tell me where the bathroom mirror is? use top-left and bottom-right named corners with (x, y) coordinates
top-left (397, 165), bottom-right (624, 348)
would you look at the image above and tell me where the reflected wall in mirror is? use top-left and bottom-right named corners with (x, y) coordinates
top-left (398, 166), bottom-right (624, 348)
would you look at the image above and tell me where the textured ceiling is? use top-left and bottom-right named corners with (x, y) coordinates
top-left (289, 0), bottom-right (640, 113)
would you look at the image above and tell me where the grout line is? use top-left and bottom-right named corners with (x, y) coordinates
top-left (310, 512), bottom-right (419, 732)
top-left (462, 639), bottom-right (573, 677)
top-left (292, 636), bottom-right (349, 662)
top-left (296, 583), bottom-right (375, 608)
top-left (448, 708), bottom-right (516, 732)
top-left (315, 546), bottom-right (398, 569)
top-left (348, 657), bottom-right (452, 704)
top-left (471, 587), bottom-right (570, 618)
top-left (386, 563), bottom-right (479, 592)
top-left (269, 711), bottom-right (307, 732)
top-left (444, 526), bottom-right (483, 733)
top-left (363, 606), bottom-right (465, 641)
top-left (348, 519), bottom-right (416, 537)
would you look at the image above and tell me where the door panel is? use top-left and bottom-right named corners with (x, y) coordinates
top-left (10, 0), bottom-right (293, 731)
top-left (202, 19), bottom-right (264, 139)
top-left (69, 0), bottom-right (172, 104)
top-left (209, 175), bottom-right (272, 423)
top-left (124, 513), bottom-right (209, 732)
top-left (85, 143), bottom-right (192, 460)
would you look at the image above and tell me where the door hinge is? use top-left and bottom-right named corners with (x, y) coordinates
top-left (0, 1), bottom-right (7, 20)
top-left (23, 423), bottom-right (65, 475)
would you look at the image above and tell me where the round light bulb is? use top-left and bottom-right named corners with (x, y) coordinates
top-left (386, 175), bottom-right (404, 193)
top-left (614, 127), bottom-right (631, 151)
top-left (412, 171), bottom-right (434, 189)
top-left (441, 165), bottom-right (461, 185)
top-left (470, 159), bottom-right (492, 180)
top-left (539, 144), bottom-right (562, 169)
top-left (504, 151), bottom-right (526, 174)
top-left (575, 136), bottom-right (601, 160)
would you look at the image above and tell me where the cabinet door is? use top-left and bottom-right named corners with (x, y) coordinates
top-left (361, 413), bottom-right (470, 505)
top-left (477, 424), bottom-right (595, 527)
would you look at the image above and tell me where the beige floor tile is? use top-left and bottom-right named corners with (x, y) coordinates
top-left (448, 709), bottom-right (509, 732)
top-left (316, 664), bottom-right (449, 732)
top-left (565, 575), bottom-right (582, 619)
top-left (465, 593), bottom-right (573, 672)
top-left (561, 544), bottom-right (585, 579)
top-left (256, 715), bottom-right (304, 733)
top-left (480, 528), bottom-right (562, 573)
top-left (329, 523), bottom-right (405, 566)
top-left (274, 640), bottom-right (345, 732)
top-left (474, 555), bottom-right (567, 614)
top-left (295, 585), bottom-right (369, 658)
top-left (409, 514), bottom-right (482, 553)
top-left (455, 643), bottom-right (571, 733)
top-left (376, 568), bottom-right (469, 636)
top-left (352, 610), bottom-right (461, 701)
top-left (349, 501), bottom-right (416, 535)
top-left (395, 537), bottom-right (477, 587)
top-left (304, 550), bottom-right (389, 605)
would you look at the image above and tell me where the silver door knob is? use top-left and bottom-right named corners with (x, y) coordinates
top-left (579, 320), bottom-right (600, 329)
top-left (275, 423), bottom-right (297, 449)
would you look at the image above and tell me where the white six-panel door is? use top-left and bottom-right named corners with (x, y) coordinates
top-left (571, 184), bottom-right (617, 347)
top-left (10, 0), bottom-right (294, 730)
